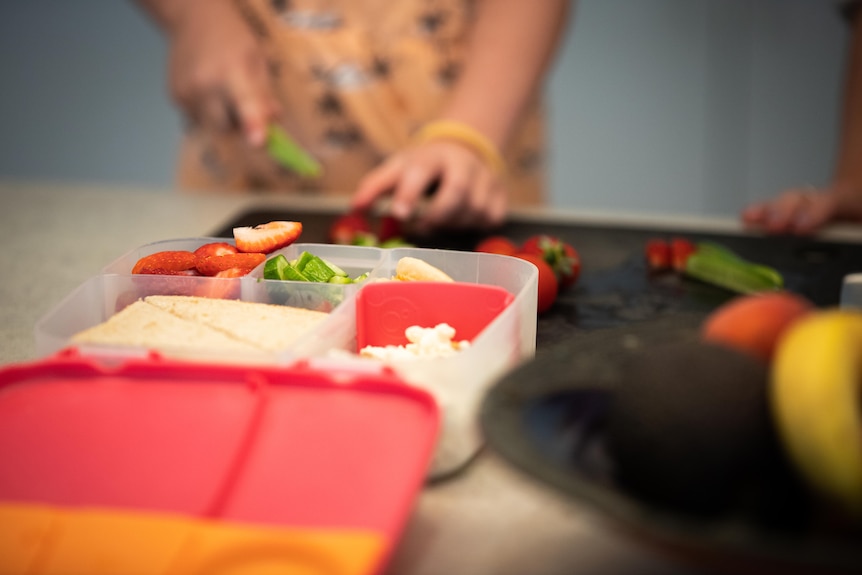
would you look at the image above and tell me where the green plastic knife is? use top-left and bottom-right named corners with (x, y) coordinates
top-left (266, 125), bottom-right (322, 178)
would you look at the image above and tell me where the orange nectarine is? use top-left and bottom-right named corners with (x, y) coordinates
top-left (701, 291), bottom-right (814, 363)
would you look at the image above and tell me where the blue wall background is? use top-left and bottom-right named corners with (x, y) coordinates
top-left (0, 0), bottom-right (849, 217)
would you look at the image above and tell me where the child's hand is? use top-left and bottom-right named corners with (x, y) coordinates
top-left (351, 140), bottom-right (508, 231)
top-left (166, 0), bottom-right (279, 147)
top-left (741, 187), bottom-right (838, 235)
top-left (741, 182), bottom-right (862, 235)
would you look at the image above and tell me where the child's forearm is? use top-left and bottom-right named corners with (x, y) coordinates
top-left (437, 0), bottom-right (573, 149)
top-left (133, 0), bottom-right (213, 32)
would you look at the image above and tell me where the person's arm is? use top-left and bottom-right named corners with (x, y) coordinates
top-left (436, 0), bottom-right (572, 152)
top-left (833, 5), bottom-right (862, 208)
top-left (352, 0), bottom-right (572, 230)
top-left (741, 8), bottom-right (862, 234)
top-left (134, 0), bottom-right (279, 147)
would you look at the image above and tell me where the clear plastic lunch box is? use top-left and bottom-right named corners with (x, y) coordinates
top-left (34, 239), bottom-right (539, 477)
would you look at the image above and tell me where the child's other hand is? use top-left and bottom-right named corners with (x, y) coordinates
top-left (166, 0), bottom-right (279, 147)
top-left (351, 140), bottom-right (508, 232)
top-left (741, 187), bottom-right (838, 235)
top-left (741, 182), bottom-right (862, 235)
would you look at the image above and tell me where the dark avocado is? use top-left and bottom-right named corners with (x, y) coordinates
top-left (606, 340), bottom-right (778, 517)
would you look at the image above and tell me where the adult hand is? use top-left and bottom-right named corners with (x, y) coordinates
top-left (351, 140), bottom-right (508, 232)
top-left (166, 0), bottom-right (279, 146)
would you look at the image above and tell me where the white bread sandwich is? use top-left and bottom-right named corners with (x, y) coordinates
top-left (144, 295), bottom-right (329, 353)
top-left (71, 296), bottom-right (329, 358)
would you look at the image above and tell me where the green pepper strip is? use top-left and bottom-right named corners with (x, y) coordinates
top-left (684, 242), bottom-right (783, 294)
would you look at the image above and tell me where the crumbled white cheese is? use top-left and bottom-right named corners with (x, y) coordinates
top-left (359, 323), bottom-right (469, 361)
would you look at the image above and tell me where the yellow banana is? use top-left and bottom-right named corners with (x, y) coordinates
top-left (771, 309), bottom-right (862, 515)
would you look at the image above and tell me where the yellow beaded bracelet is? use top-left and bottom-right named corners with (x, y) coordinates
top-left (412, 120), bottom-right (507, 175)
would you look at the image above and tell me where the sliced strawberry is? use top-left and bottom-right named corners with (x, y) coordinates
top-left (143, 268), bottom-right (201, 276)
top-left (213, 268), bottom-right (247, 279)
top-left (196, 252), bottom-right (265, 276)
top-left (194, 268), bottom-right (245, 299)
top-left (130, 272), bottom-right (203, 301)
top-left (194, 242), bottom-right (238, 258)
top-left (234, 221), bottom-right (302, 254)
top-left (132, 251), bottom-right (198, 275)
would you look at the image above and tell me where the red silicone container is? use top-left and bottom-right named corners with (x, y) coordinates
top-left (0, 352), bottom-right (439, 575)
top-left (355, 281), bottom-right (515, 349)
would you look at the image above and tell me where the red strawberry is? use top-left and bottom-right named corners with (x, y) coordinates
top-left (329, 212), bottom-right (372, 245)
top-left (194, 242), bottom-right (238, 258)
top-left (377, 215), bottom-right (403, 243)
top-left (475, 236), bottom-right (518, 256)
top-left (132, 251), bottom-right (198, 275)
top-left (558, 243), bottom-right (581, 288)
top-left (195, 253), bottom-right (265, 276)
top-left (670, 237), bottom-right (697, 272)
top-left (514, 252), bottom-right (559, 314)
top-left (645, 239), bottom-right (671, 271)
top-left (521, 235), bottom-right (581, 289)
top-left (234, 221), bottom-right (302, 254)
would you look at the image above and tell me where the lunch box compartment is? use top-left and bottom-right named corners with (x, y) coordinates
top-left (33, 274), bottom-right (331, 363)
top-left (354, 282), bottom-right (515, 349)
top-left (293, 273), bottom-right (531, 478)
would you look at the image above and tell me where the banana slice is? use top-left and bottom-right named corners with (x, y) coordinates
top-left (394, 257), bottom-right (454, 282)
top-left (771, 309), bottom-right (862, 515)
